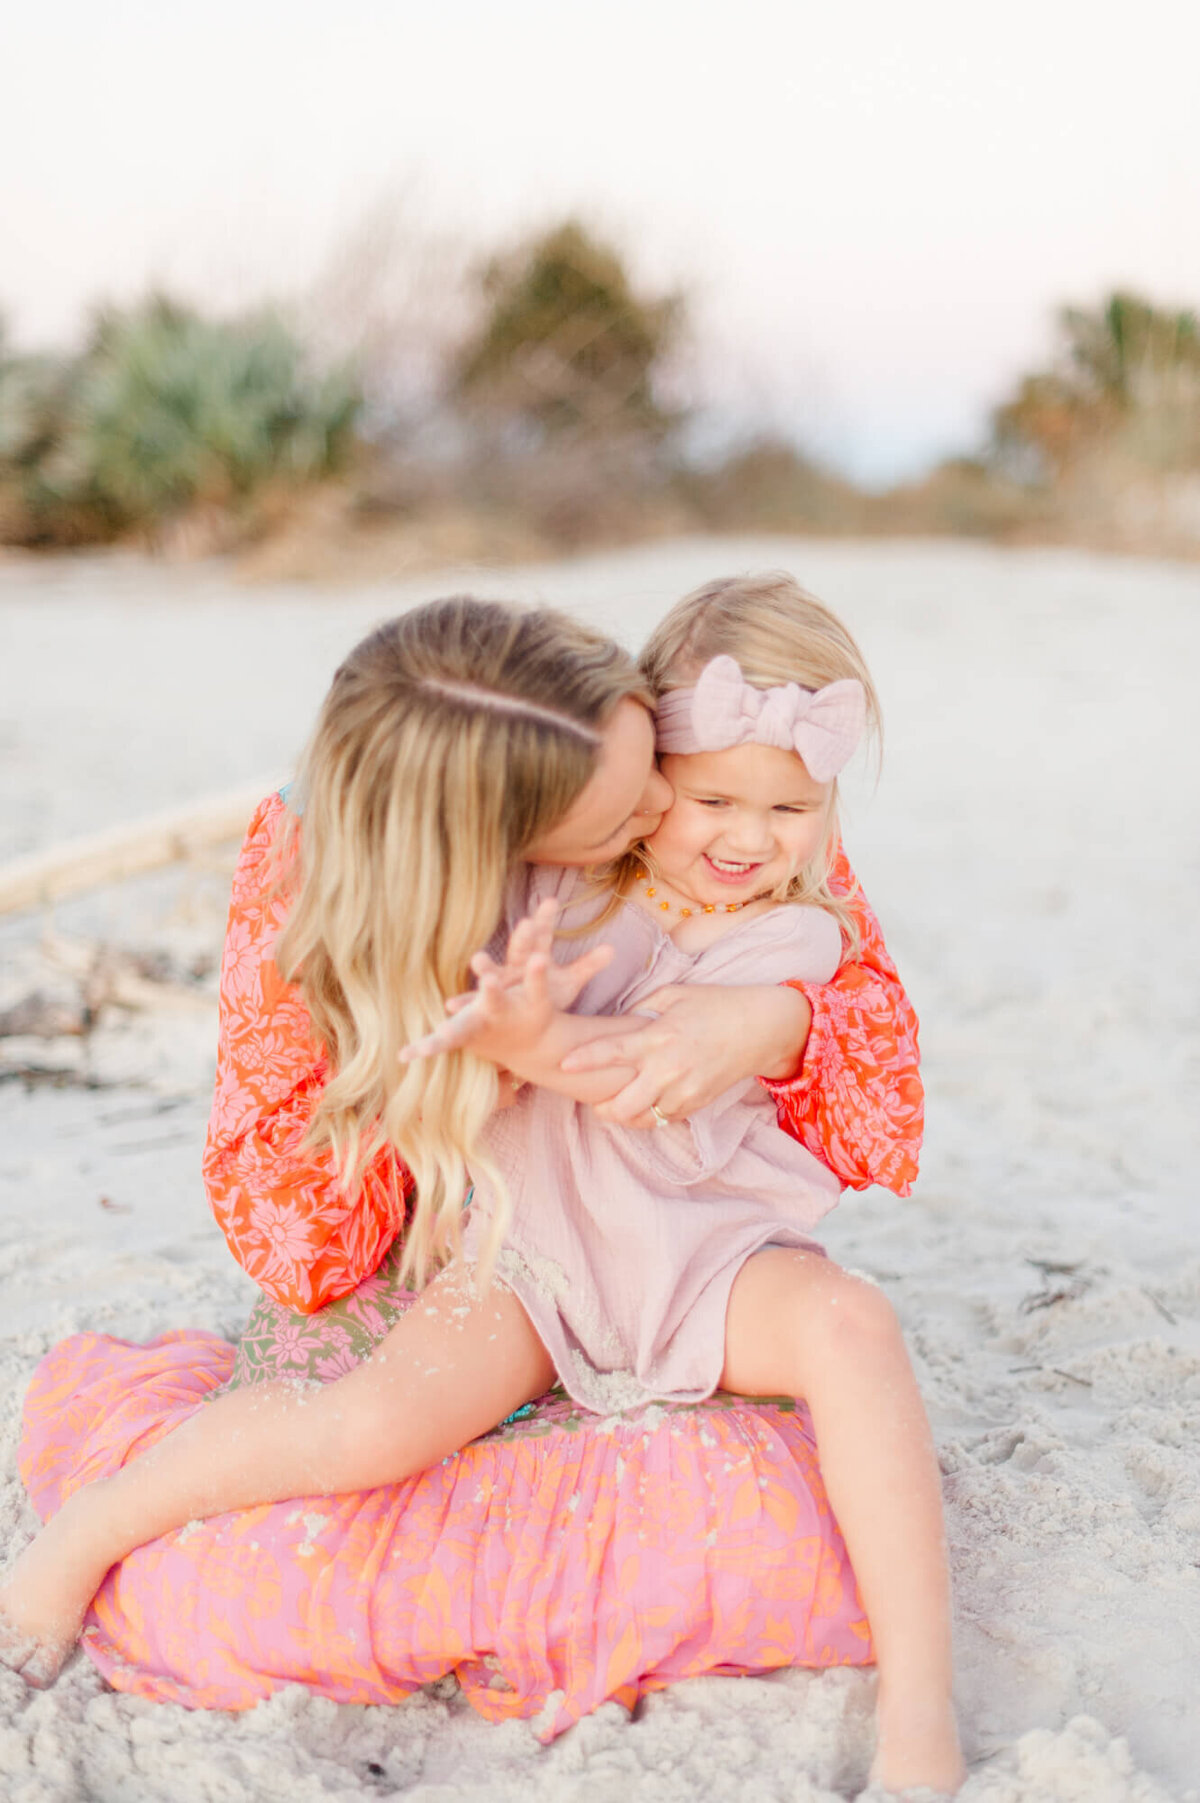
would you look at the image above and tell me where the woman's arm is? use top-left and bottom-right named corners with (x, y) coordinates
top-left (202, 794), bottom-right (412, 1313)
top-left (560, 983), bottom-right (813, 1124)
top-left (762, 849), bottom-right (922, 1195)
top-left (560, 847), bottom-right (923, 1194)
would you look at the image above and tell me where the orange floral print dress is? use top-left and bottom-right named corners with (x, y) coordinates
top-left (18, 791), bottom-right (922, 1731)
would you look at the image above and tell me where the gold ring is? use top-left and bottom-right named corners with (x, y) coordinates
top-left (651, 1103), bottom-right (669, 1127)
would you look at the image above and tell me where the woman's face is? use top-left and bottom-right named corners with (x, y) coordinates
top-left (526, 699), bottom-right (672, 867)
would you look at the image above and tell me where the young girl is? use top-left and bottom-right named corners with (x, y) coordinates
top-left (2, 579), bottom-right (961, 1796)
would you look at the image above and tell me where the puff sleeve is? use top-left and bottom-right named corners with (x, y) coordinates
top-left (201, 793), bottom-right (413, 1313)
top-left (762, 847), bottom-right (923, 1196)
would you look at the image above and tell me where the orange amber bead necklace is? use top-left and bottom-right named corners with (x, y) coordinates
top-left (639, 871), bottom-right (745, 919)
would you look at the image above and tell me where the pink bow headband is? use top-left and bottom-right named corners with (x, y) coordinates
top-left (654, 655), bottom-right (865, 782)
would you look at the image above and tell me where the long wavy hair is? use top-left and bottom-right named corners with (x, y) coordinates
top-left (274, 595), bottom-right (650, 1287)
top-left (633, 572), bottom-right (882, 952)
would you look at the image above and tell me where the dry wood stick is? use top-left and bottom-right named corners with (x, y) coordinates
top-left (0, 783), bottom-right (277, 919)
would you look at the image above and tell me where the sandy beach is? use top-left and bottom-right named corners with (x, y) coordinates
top-left (1, 536), bottom-right (1197, 1801)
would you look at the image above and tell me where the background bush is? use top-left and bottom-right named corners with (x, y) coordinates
top-left (2, 245), bottom-right (1198, 557)
top-left (0, 299), bottom-right (360, 548)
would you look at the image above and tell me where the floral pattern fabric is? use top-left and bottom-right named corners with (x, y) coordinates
top-left (763, 852), bottom-right (923, 1199)
top-left (19, 1321), bottom-right (871, 1733)
top-left (227, 1235), bottom-right (414, 1389)
top-left (204, 794), bottom-right (922, 1315)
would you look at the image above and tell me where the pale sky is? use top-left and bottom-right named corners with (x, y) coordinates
top-left (4, 0), bottom-right (1198, 483)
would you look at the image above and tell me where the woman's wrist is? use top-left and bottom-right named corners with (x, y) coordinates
top-left (755, 984), bottom-right (813, 1082)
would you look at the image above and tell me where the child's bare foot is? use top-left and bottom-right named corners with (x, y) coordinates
top-left (0, 1492), bottom-right (118, 1687)
top-left (868, 1690), bottom-right (966, 1797)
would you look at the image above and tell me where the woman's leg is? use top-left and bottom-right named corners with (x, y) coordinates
top-left (0, 1266), bottom-right (552, 1679)
top-left (722, 1249), bottom-right (964, 1797)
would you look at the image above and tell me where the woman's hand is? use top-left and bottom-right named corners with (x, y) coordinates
top-left (559, 983), bottom-right (814, 1126)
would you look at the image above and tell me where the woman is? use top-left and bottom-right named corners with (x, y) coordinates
top-left (17, 591), bottom-right (921, 1731)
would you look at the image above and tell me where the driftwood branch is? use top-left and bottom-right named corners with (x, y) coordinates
top-left (41, 933), bottom-right (219, 1015)
top-left (0, 784), bottom-right (276, 919)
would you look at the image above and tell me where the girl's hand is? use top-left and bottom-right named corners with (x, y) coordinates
top-left (463, 899), bottom-right (559, 998)
top-left (399, 905), bottom-right (614, 1064)
top-left (559, 983), bottom-right (813, 1126)
top-left (467, 935), bottom-right (615, 1017)
top-left (443, 900), bottom-right (615, 1031)
top-left (399, 965), bottom-right (552, 1065)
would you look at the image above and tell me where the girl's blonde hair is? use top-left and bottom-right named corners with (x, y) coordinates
top-left (634, 572), bottom-right (881, 951)
top-left (275, 595), bottom-right (650, 1288)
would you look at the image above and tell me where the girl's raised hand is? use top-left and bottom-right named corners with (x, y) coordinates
top-left (398, 964), bottom-right (549, 1065)
top-left (463, 900), bottom-right (615, 1013)
top-left (399, 902), bottom-right (614, 1064)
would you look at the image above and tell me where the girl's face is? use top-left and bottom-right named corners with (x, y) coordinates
top-left (645, 743), bottom-right (830, 905)
top-left (526, 700), bottom-right (673, 868)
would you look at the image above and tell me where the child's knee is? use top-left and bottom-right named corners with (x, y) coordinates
top-left (807, 1267), bottom-right (904, 1359)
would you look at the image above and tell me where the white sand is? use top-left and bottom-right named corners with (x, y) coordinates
top-left (0, 537), bottom-right (1197, 1802)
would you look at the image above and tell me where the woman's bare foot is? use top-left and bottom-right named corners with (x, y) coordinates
top-left (0, 1490), bottom-right (121, 1686)
top-left (0, 1611), bottom-right (72, 1688)
top-left (0, 1585), bottom-right (77, 1688)
top-left (868, 1689), bottom-right (966, 1797)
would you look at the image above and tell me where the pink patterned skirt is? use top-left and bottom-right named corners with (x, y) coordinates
top-left (18, 1275), bottom-right (871, 1736)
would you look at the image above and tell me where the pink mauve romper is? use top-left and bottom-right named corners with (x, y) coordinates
top-left (465, 866), bottom-right (843, 1412)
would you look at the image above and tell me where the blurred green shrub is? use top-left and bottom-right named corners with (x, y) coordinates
top-left (0, 324), bottom-right (104, 544)
top-left (0, 298), bottom-right (361, 547)
top-left (75, 297), bottom-right (361, 528)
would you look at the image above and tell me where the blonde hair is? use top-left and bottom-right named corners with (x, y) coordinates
top-left (275, 595), bottom-right (650, 1288)
top-left (634, 572), bottom-right (882, 951)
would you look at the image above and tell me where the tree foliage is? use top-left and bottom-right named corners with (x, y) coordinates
top-left (453, 220), bottom-right (684, 444)
top-left (1061, 292), bottom-right (1198, 408)
top-left (993, 291), bottom-right (1200, 480)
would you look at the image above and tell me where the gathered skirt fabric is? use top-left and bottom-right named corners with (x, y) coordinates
top-left (18, 1314), bottom-right (871, 1736)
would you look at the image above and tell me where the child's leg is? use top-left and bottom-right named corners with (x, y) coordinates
top-left (0, 1266), bottom-right (553, 1679)
top-left (722, 1249), bottom-right (964, 1797)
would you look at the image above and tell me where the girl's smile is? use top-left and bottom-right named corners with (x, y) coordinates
top-left (704, 853), bottom-right (769, 886)
top-left (641, 742), bottom-right (831, 912)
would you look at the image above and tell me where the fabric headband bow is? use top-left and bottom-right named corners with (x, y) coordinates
top-left (654, 655), bottom-right (865, 783)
